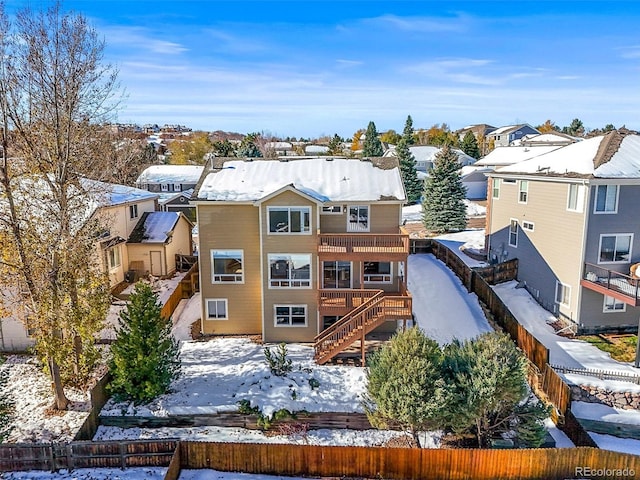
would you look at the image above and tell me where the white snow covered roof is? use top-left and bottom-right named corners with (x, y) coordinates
top-left (99, 182), bottom-right (159, 207)
top-left (196, 158), bottom-right (406, 203)
top-left (494, 131), bottom-right (640, 178)
top-left (127, 211), bottom-right (182, 243)
top-left (475, 145), bottom-right (563, 167)
top-left (136, 165), bottom-right (204, 185)
top-left (385, 145), bottom-right (475, 166)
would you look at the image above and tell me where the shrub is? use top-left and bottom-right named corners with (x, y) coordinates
top-left (264, 343), bottom-right (292, 377)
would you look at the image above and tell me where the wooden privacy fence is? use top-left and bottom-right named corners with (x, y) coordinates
top-left (73, 372), bottom-right (112, 441)
top-left (0, 440), bottom-right (178, 473)
top-left (166, 442), bottom-right (640, 480)
top-left (160, 282), bottom-right (184, 320)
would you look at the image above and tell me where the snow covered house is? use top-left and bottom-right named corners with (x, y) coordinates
top-left (487, 124), bottom-right (541, 148)
top-left (126, 211), bottom-right (194, 277)
top-left (486, 128), bottom-right (640, 334)
top-left (192, 157), bottom-right (412, 363)
top-left (384, 145), bottom-right (475, 173)
top-left (135, 164), bottom-right (204, 221)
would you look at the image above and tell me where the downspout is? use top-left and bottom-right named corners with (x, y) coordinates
top-left (258, 203), bottom-right (265, 341)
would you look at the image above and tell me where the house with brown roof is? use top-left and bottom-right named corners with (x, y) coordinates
top-left (192, 157), bottom-right (412, 364)
top-left (486, 129), bottom-right (640, 335)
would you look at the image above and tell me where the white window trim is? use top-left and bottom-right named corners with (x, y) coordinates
top-left (267, 206), bottom-right (312, 235)
top-left (597, 233), bottom-right (633, 265)
top-left (268, 254), bottom-right (312, 289)
top-left (555, 281), bottom-right (571, 308)
top-left (363, 262), bottom-right (393, 284)
top-left (566, 184), bottom-right (584, 213)
top-left (492, 178), bottom-right (500, 199)
top-left (508, 218), bottom-right (518, 247)
top-left (522, 221), bottom-right (534, 232)
top-left (322, 261), bottom-right (353, 289)
top-left (274, 304), bottom-right (308, 327)
top-left (603, 295), bottom-right (626, 313)
top-left (161, 183), bottom-right (169, 192)
top-left (205, 298), bottom-right (228, 320)
top-left (321, 205), bottom-right (342, 215)
top-left (593, 184), bottom-right (619, 214)
top-left (129, 204), bottom-right (138, 219)
top-left (211, 249), bottom-right (245, 283)
top-left (174, 183), bottom-right (182, 192)
top-left (347, 205), bottom-right (370, 232)
top-left (108, 246), bottom-right (121, 270)
top-left (518, 180), bottom-right (528, 204)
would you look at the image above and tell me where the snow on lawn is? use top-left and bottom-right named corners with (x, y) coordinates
top-left (100, 337), bottom-right (368, 419)
top-left (93, 424), bottom-right (428, 448)
top-left (3, 468), bottom-right (167, 480)
top-left (493, 281), bottom-right (640, 390)
top-left (588, 433), bottom-right (640, 456)
top-left (435, 229), bottom-right (487, 268)
top-left (408, 254), bottom-right (492, 345)
top-left (402, 200), bottom-right (486, 223)
top-left (572, 401), bottom-right (640, 426)
top-left (0, 355), bottom-right (92, 443)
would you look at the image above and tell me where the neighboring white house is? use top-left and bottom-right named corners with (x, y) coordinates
top-left (384, 145), bottom-right (476, 172)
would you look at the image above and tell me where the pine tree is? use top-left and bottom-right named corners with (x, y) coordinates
top-left (422, 145), bottom-right (467, 233)
top-left (460, 131), bottom-right (481, 159)
top-left (362, 121), bottom-right (384, 157)
top-left (236, 133), bottom-right (263, 158)
top-left (327, 134), bottom-right (344, 155)
top-left (439, 332), bottom-right (549, 448)
top-left (403, 115), bottom-right (415, 145)
top-left (396, 138), bottom-right (422, 205)
top-left (108, 283), bottom-right (181, 405)
top-left (363, 327), bottom-right (444, 448)
top-left (0, 357), bottom-right (14, 442)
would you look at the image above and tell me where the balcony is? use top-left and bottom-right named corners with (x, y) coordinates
top-left (318, 287), bottom-right (412, 318)
top-left (317, 233), bottom-right (409, 261)
top-left (581, 262), bottom-right (640, 306)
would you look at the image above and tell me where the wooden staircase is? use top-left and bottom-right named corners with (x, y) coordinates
top-left (314, 290), bottom-right (410, 365)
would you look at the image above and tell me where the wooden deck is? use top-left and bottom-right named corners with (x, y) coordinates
top-left (317, 233), bottom-right (409, 261)
top-left (582, 262), bottom-right (640, 306)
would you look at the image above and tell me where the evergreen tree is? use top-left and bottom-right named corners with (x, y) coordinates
top-left (402, 115), bottom-right (415, 145)
top-left (440, 332), bottom-right (549, 448)
top-left (422, 145), bottom-right (467, 233)
top-left (0, 357), bottom-right (14, 442)
top-left (362, 121), bottom-right (384, 157)
top-left (396, 138), bottom-right (422, 205)
top-left (363, 327), bottom-right (444, 447)
top-left (236, 132), bottom-right (263, 158)
top-left (460, 131), bottom-right (481, 159)
top-left (327, 133), bottom-right (344, 155)
top-left (108, 283), bottom-right (181, 405)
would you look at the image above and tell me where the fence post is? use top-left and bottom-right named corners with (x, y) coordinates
top-left (120, 442), bottom-right (126, 469)
top-left (48, 444), bottom-right (55, 472)
top-left (66, 444), bottom-right (73, 472)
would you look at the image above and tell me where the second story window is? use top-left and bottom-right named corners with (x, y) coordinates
top-left (509, 219), bottom-right (518, 247)
top-left (268, 254), bottom-right (311, 288)
top-left (599, 234), bottom-right (632, 264)
top-left (492, 178), bottom-right (501, 199)
top-left (347, 205), bottom-right (369, 232)
top-left (518, 180), bottom-right (528, 203)
top-left (129, 204), bottom-right (138, 219)
top-left (268, 207), bottom-right (310, 234)
top-left (211, 249), bottom-right (244, 283)
top-left (567, 184), bottom-right (584, 212)
top-left (594, 185), bottom-right (618, 213)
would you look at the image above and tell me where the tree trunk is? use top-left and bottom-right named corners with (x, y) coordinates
top-left (412, 430), bottom-right (422, 449)
top-left (48, 356), bottom-right (69, 410)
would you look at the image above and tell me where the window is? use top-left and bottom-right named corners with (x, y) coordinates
top-left (522, 221), bottom-right (534, 232)
top-left (274, 305), bottom-right (307, 327)
top-left (161, 183), bottom-right (169, 192)
top-left (492, 178), bottom-right (501, 199)
top-left (174, 183), bottom-right (182, 192)
top-left (594, 185), bottom-right (618, 213)
top-left (603, 295), bottom-right (626, 313)
top-left (321, 205), bottom-right (342, 215)
top-left (502, 179), bottom-right (516, 184)
top-left (347, 205), bottom-right (369, 232)
top-left (206, 299), bottom-right (228, 319)
top-left (364, 262), bottom-right (392, 283)
top-left (555, 282), bottom-right (571, 308)
top-left (567, 184), bottom-right (584, 212)
top-left (211, 250), bottom-right (244, 283)
top-left (268, 207), bottom-right (311, 234)
top-left (268, 254), bottom-right (311, 288)
top-left (108, 246), bottom-right (121, 269)
top-left (508, 219), bottom-right (518, 247)
top-left (322, 261), bottom-right (351, 288)
top-left (129, 204), bottom-right (138, 219)
top-left (518, 180), bottom-right (528, 203)
top-left (599, 234), bottom-right (632, 264)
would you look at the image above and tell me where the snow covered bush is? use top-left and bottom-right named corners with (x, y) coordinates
top-left (264, 343), bottom-right (292, 376)
top-left (108, 282), bottom-right (181, 404)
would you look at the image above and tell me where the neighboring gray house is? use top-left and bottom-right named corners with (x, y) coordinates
top-left (488, 124), bottom-right (540, 148)
top-left (487, 129), bottom-right (640, 334)
top-left (136, 165), bottom-right (204, 221)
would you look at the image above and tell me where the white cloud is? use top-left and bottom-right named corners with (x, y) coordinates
top-left (367, 13), bottom-right (469, 33)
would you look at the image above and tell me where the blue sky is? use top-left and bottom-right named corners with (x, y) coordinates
top-left (7, 1), bottom-right (640, 138)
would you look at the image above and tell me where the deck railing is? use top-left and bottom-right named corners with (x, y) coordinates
top-left (582, 262), bottom-right (640, 305)
top-left (318, 233), bottom-right (409, 255)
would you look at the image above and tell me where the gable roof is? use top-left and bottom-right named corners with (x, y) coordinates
top-left (475, 145), bottom-right (563, 167)
top-left (127, 211), bottom-right (186, 244)
top-left (136, 165), bottom-right (204, 185)
top-left (194, 157), bottom-right (406, 203)
top-left (489, 124), bottom-right (539, 136)
top-left (493, 129), bottom-right (640, 178)
top-left (384, 145), bottom-right (476, 166)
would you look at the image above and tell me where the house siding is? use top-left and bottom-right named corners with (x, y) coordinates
top-left (488, 178), bottom-right (587, 321)
top-left (319, 203), bottom-right (401, 234)
top-left (198, 204), bottom-right (262, 336)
